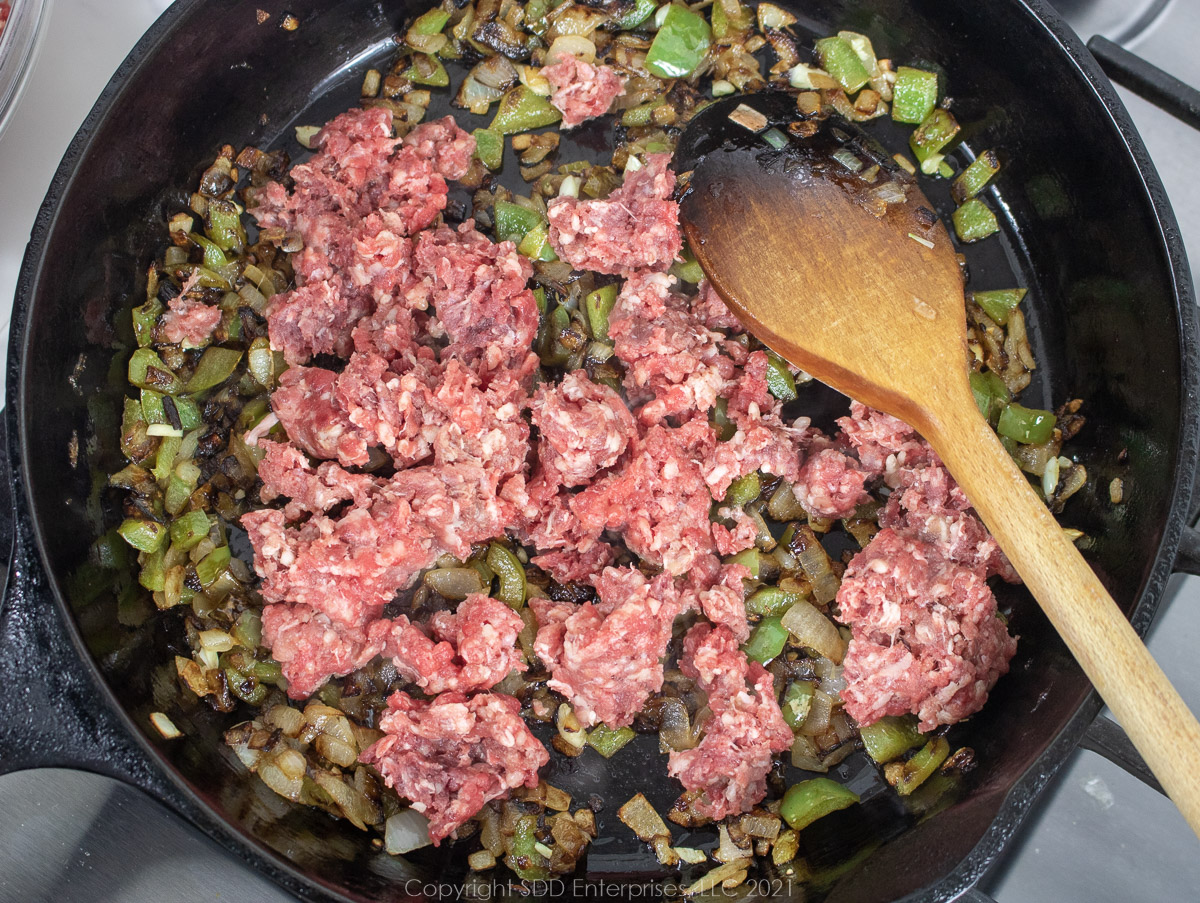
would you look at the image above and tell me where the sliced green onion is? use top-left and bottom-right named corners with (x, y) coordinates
top-left (645, 4), bottom-right (712, 79)
top-left (997, 403), bottom-right (1056, 445)
top-left (892, 66), bottom-right (938, 125)
top-left (780, 778), bottom-right (860, 831)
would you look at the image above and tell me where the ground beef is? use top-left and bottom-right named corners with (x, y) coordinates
top-left (386, 594), bottom-right (524, 694)
top-left (610, 272), bottom-right (737, 424)
top-left (271, 366), bottom-right (369, 466)
top-left (691, 279), bottom-right (743, 332)
top-left (334, 350), bottom-right (444, 468)
top-left (543, 56), bottom-right (626, 129)
top-left (262, 603), bottom-right (392, 700)
top-left (794, 444), bottom-right (871, 519)
top-left (547, 154), bottom-right (682, 275)
top-left (257, 439), bottom-right (380, 521)
top-left (532, 567), bottom-right (683, 727)
top-left (360, 691), bottom-right (549, 843)
top-left (266, 280), bottom-right (374, 365)
top-left (667, 624), bottom-right (793, 820)
top-left (531, 371), bottom-right (636, 487)
top-left (572, 418), bottom-right (718, 575)
top-left (159, 296), bottom-right (221, 347)
top-left (836, 401), bottom-right (935, 484)
top-left (531, 542), bottom-right (615, 585)
top-left (837, 528), bottom-right (1018, 732)
top-left (411, 221), bottom-right (538, 371)
top-left (681, 556), bottom-right (753, 642)
top-left (402, 116), bottom-right (476, 180)
top-left (431, 360), bottom-right (530, 481)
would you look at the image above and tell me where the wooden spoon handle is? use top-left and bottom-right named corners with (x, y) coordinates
top-left (924, 391), bottom-right (1200, 837)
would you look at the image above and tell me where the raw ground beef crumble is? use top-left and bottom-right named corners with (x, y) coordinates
top-left (240, 105), bottom-right (1017, 839)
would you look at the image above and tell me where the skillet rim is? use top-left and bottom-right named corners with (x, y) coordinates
top-left (7, 0), bottom-right (1198, 900)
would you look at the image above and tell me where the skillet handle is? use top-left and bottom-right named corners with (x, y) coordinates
top-left (1088, 36), bottom-right (1200, 131)
top-left (0, 411), bottom-right (177, 805)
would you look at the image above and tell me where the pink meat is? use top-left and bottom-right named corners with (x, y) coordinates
top-left (402, 116), bottom-right (476, 180)
top-left (360, 691), bottom-right (549, 843)
top-left (547, 153), bottom-right (682, 275)
top-left (794, 445), bottom-right (871, 519)
top-left (609, 271), bottom-right (737, 424)
top-left (271, 366), bottom-right (369, 466)
top-left (262, 602), bottom-right (392, 700)
top-left (386, 594), bottom-right (524, 694)
top-left (431, 360), bottom-right (530, 481)
top-left (531, 371), bottom-right (635, 487)
top-left (571, 419), bottom-right (718, 575)
top-left (692, 279), bottom-right (743, 332)
top-left (836, 401), bottom-right (935, 484)
top-left (680, 555), bottom-right (753, 642)
top-left (256, 439), bottom-right (380, 521)
top-left (411, 221), bottom-right (538, 371)
top-left (531, 542), bottom-right (615, 585)
top-left (837, 528), bottom-right (1018, 732)
top-left (159, 296), bottom-right (221, 347)
top-left (532, 567), bottom-right (683, 727)
top-left (266, 280), bottom-right (374, 365)
top-left (667, 624), bottom-right (793, 821)
top-left (335, 350), bottom-right (444, 468)
top-left (543, 56), bottom-right (626, 129)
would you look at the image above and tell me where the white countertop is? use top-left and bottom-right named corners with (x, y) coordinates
top-left (1, 2), bottom-right (1198, 901)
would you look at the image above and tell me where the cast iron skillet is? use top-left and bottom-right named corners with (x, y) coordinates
top-left (1, 1), bottom-right (1199, 900)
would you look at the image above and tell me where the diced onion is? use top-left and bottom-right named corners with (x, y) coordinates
top-left (781, 598), bottom-right (846, 663)
top-left (149, 712), bottom-right (181, 739)
top-left (545, 34), bottom-right (596, 67)
top-left (386, 809), bottom-right (433, 855)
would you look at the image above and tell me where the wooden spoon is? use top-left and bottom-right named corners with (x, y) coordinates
top-left (675, 93), bottom-right (1200, 837)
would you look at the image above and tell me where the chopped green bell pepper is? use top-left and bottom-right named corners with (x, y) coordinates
top-left (118, 517), bottom-right (168, 553)
top-left (614, 0), bottom-right (659, 31)
top-left (129, 348), bottom-right (184, 395)
top-left (909, 108), bottom-right (960, 167)
top-left (726, 546), bottom-right (760, 578)
top-left (494, 200), bottom-right (543, 245)
top-left (588, 723), bottom-right (636, 758)
top-left (645, 4), bottom-right (711, 79)
top-left (473, 128), bottom-right (504, 170)
top-left (952, 150), bottom-right (1001, 203)
top-left (781, 778), bottom-right (860, 830)
top-left (196, 545), bottom-right (231, 587)
top-left (710, 0), bottom-right (752, 39)
top-left (185, 346), bottom-right (243, 394)
top-left (814, 36), bottom-right (870, 94)
top-left (969, 370), bottom-right (1009, 421)
top-left (859, 715), bottom-right (924, 763)
top-left (490, 86), bottom-right (561, 134)
top-left (132, 297), bottom-right (164, 348)
top-left (487, 542), bottom-right (527, 608)
top-left (669, 244), bottom-right (704, 283)
top-left (997, 403), bottom-right (1056, 444)
top-left (891, 66), bottom-right (938, 125)
top-left (891, 736), bottom-right (950, 795)
top-left (745, 585), bottom-right (802, 618)
top-left (724, 472), bottom-right (761, 508)
top-left (743, 615), bottom-right (788, 664)
top-left (404, 53), bottom-right (450, 87)
top-left (952, 198), bottom-right (999, 243)
top-left (781, 679), bottom-right (815, 731)
top-left (170, 510), bottom-right (212, 551)
top-left (585, 283), bottom-right (619, 342)
top-left (973, 288), bottom-right (1027, 326)
top-left (621, 97), bottom-right (666, 128)
top-left (517, 223), bottom-right (558, 261)
top-left (766, 352), bottom-right (798, 402)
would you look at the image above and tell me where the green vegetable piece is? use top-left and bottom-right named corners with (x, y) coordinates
top-left (139, 546), bottom-right (166, 592)
top-left (781, 778), bottom-right (860, 830)
top-left (196, 545), bottom-right (231, 587)
top-left (952, 198), bottom-right (1000, 243)
top-left (814, 36), bottom-right (870, 94)
top-left (909, 108), bottom-right (960, 164)
top-left (781, 679), bottom-right (815, 732)
top-left (745, 586), bottom-right (802, 617)
top-left (711, 396), bottom-right (736, 441)
top-left (494, 200), bottom-right (544, 244)
top-left (409, 7), bottom-right (450, 35)
top-left (585, 283), bottom-right (620, 342)
top-left (891, 66), bottom-right (938, 125)
top-left (205, 199), bottom-right (246, 253)
top-left (118, 518), bottom-right (168, 553)
top-left (710, 0), bottom-right (752, 38)
top-left (893, 736), bottom-right (950, 795)
top-left (226, 667), bottom-right (269, 706)
top-left (487, 542), bottom-right (527, 608)
top-left (141, 389), bottom-right (167, 426)
top-left (232, 610), bottom-right (264, 649)
top-left (165, 460), bottom-right (201, 516)
top-left (170, 510), bottom-right (212, 551)
top-left (490, 86), bottom-right (562, 134)
top-left (251, 659), bottom-right (283, 683)
top-left (185, 346), bottom-right (243, 394)
top-left (518, 223), bottom-right (558, 261)
top-left (969, 370), bottom-right (1009, 421)
top-left (743, 615), bottom-right (788, 664)
top-left (190, 233), bottom-right (230, 271)
top-left (404, 53), bottom-right (450, 87)
top-left (669, 245), bottom-right (704, 283)
top-left (645, 4), bottom-right (712, 79)
top-left (860, 715), bottom-right (924, 763)
top-left (614, 0), bottom-right (658, 31)
top-left (132, 297), bottom-right (164, 348)
top-left (533, 286), bottom-right (547, 314)
top-left (997, 403), bottom-right (1057, 444)
top-left (506, 814), bottom-right (549, 881)
top-left (525, 0), bottom-right (551, 32)
top-left (129, 348), bottom-right (184, 395)
top-left (952, 150), bottom-right (1001, 203)
top-left (724, 472), bottom-right (761, 508)
top-left (621, 97), bottom-right (666, 128)
top-left (587, 723), bottom-right (636, 758)
top-left (152, 434), bottom-right (181, 484)
top-left (472, 128), bottom-right (504, 170)
top-left (973, 288), bottom-right (1027, 326)
top-left (726, 546), bottom-right (760, 578)
top-left (766, 352), bottom-right (798, 402)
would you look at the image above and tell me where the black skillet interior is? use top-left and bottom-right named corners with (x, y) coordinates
top-left (11, 0), bottom-right (1196, 901)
